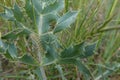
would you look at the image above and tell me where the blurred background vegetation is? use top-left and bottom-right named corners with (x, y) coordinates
top-left (0, 0), bottom-right (120, 80)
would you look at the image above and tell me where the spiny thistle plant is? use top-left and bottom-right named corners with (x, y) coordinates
top-left (1, 0), bottom-right (120, 80)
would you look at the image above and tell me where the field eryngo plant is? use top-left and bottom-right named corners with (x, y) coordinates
top-left (1, 0), bottom-right (120, 80)
top-left (0, 0), bottom-right (96, 79)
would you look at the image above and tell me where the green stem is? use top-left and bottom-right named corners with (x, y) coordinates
top-left (98, 27), bottom-right (120, 33)
top-left (65, 0), bottom-right (69, 12)
top-left (106, 0), bottom-right (118, 19)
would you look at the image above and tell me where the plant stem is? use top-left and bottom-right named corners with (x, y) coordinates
top-left (37, 14), bottom-right (47, 80)
top-left (98, 27), bottom-right (120, 33)
top-left (37, 51), bottom-right (47, 80)
top-left (76, 66), bottom-right (82, 80)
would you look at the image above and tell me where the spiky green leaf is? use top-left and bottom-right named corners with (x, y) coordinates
top-left (54, 11), bottom-right (78, 33)
top-left (12, 3), bottom-right (23, 21)
top-left (19, 54), bottom-right (37, 65)
top-left (8, 43), bottom-right (18, 58)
